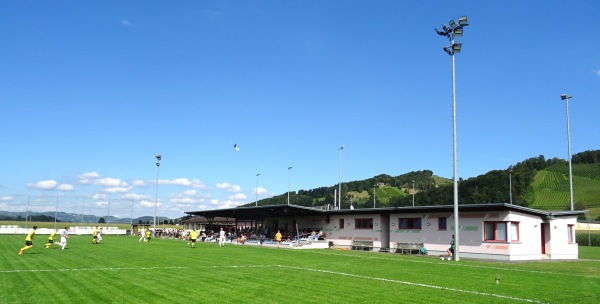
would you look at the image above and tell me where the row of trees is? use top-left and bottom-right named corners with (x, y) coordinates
top-left (250, 150), bottom-right (599, 212)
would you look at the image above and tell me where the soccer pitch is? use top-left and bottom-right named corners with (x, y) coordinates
top-left (2, 235), bottom-right (599, 304)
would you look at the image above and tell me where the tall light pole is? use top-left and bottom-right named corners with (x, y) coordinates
top-left (287, 167), bottom-right (293, 205)
top-left (412, 182), bottom-right (415, 207)
top-left (561, 94), bottom-right (575, 211)
top-left (437, 15), bottom-right (469, 261)
top-left (338, 145), bottom-right (344, 209)
top-left (373, 185), bottom-right (376, 208)
top-left (255, 173), bottom-right (261, 206)
top-left (509, 166), bottom-right (513, 205)
top-left (154, 154), bottom-right (162, 236)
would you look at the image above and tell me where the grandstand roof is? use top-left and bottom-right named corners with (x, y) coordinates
top-left (185, 203), bottom-right (586, 220)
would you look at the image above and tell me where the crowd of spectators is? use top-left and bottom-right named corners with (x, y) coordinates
top-left (138, 226), bottom-right (325, 245)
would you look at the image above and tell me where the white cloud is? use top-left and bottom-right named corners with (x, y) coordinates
top-left (183, 189), bottom-right (197, 196)
top-left (169, 197), bottom-right (205, 204)
top-left (56, 184), bottom-right (74, 191)
top-left (95, 177), bottom-right (128, 187)
top-left (140, 199), bottom-right (161, 208)
top-left (0, 195), bottom-right (13, 201)
top-left (254, 187), bottom-right (267, 195)
top-left (78, 172), bottom-right (101, 184)
top-left (216, 182), bottom-right (241, 192)
top-left (191, 179), bottom-right (206, 189)
top-left (121, 193), bottom-right (151, 201)
top-left (596, 69), bottom-right (600, 76)
top-left (28, 180), bottom-right (57, 190)
top-left (93, 193), bottom-right (107, 200)
top-left (122, 20), bottom-right (132, 26)
top-left (228, 193), bottom-right (247, 200)
top-left (131, 179), bottom-right (147, 187)
top-left (104, 186), bottom-right (133, 193)
top-left (96, 201), bottom-right (108, 207)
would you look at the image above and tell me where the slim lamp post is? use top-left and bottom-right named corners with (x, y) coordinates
top-left (287, 167), bottom-right (293, 205)
top-left (509, 166), bottom-right (513, 205)
top-left (154, 154), bottom-right (162, 236)
top-left (255, 173), bottom-right (261, 206)
top-left (373, 185), bottom-right (376, 208)
top-left (412, 182), bottom-right (415, 207)
top-left (561, 94), bottom-right (575, 211)
top-left (338, 145), bottom-right (344, 209)
top-left (437, 15), bottom-right (469, 261)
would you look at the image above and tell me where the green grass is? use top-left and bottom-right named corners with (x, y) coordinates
top-left (2, 235), bottom-right (600, 303)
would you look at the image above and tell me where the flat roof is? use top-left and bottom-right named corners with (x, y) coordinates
top-left (186, 203), bottom-right (586, 220)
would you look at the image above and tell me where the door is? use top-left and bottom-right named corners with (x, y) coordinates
top-left (540, 223), bottom-right (547, 254)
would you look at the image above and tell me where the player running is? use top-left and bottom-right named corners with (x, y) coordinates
top-left (19, 226), bottom-right (37, 255)
top-left (45, 228), bottom-right (58, 249)
top-left (55, 227), bottom-right (69, 250)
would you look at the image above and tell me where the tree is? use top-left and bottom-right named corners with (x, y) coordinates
top-left (98, 217), bottom-right (105, 223)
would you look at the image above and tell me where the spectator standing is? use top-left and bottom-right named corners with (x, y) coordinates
top-left (275, 230), bottom-right (282, 248)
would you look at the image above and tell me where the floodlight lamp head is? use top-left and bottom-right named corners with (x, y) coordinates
top-left (453, 28), bottom-right (463, 37)
top-left (155, 154), bottom-right (162, 161)
top-left (340, 145), bottom-right (344, 150)
top-left (560, 94), bottom-right (571, 100)
top-left (156, 162), bottom-right (160, 167)
top-left (452, 43), bottom-right (462, 53)
top-left (449, 20), bottom-right (457, 28)
top-left (443, 46), bottom-right (452, 55)
top-left (458, 16), bottom-right (469, 26)
top-left (442, 24), bottom-right (450, 32)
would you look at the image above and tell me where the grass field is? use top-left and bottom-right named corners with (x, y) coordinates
top-left (2, 235), bottom-right (600, 304)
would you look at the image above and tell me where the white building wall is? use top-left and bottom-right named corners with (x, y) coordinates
top-left (321, 209), bottom-right (580, 261)
top-left (545, 217), bottom-right (579, 260)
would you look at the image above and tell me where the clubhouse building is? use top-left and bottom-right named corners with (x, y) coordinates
top-left (185, 203), bottom-right (585, 261)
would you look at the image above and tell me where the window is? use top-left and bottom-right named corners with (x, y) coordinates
top-left (355, 218), bottom-right (373, 229)
top-left (398, 218), bottom-right (422, 230)
top-left (339, 218), bottom-right (345, 229)
top-left (438, 217), bottom-right (447, 230)
top-left (484, 222), bottom-right (507, 242)
top-left (510, 222), bottom-right (520, 242)
top-left (568, 224), bottom-right (574, 243)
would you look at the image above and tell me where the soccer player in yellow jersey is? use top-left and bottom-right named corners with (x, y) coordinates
top-left (92, 226), bottom-right (98, 244)
top-left (189, 229), bottom-right (199, 248)
top-left (19, 226), bottom-right (37, 255)
top-left (45, 228), bottom-right (58, 249)
top-left (145, 229), bottom-right (151, 242)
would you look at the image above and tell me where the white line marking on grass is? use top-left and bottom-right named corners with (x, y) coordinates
top-left (297, 250), bottom-right (598, 279)
top-left (277, 265), bottom-right (547, 304)
top-left (0, 264), bottom-right (272, 274)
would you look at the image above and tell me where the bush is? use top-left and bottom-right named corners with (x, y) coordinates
top-left (577, 231), bottom-right (600, 247)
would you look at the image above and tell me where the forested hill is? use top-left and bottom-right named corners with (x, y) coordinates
top-left (248, 150), bottom-right (600, 218)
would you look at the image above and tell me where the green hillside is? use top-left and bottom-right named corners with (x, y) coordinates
top-left (528, 163), bottom-right (600, 217)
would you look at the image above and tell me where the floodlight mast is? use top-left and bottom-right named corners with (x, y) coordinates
top-left (560, 94), bottom-right (575, 211)
top-left (154, 154), bottom-right (161, 237)
top-left (436, 16), bottom-right (468, 262)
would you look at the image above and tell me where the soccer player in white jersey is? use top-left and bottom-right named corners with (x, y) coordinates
top-left (139, 227), bottom-right (146, 242)
top-left (97, 228), bottom-right (103, 243)
top-left (55, 227), bottom-right (69, 250)
top-left (219, 228), bottom-right (226, 247)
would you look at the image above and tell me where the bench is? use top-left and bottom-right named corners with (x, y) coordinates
top-left (351, 240), bottom-right (374, 251)
top-left (394, 243), bottom-right (424, 255)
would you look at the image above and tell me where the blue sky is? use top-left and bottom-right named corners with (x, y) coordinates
top-left (1, 1), bottom-right (598, 220)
